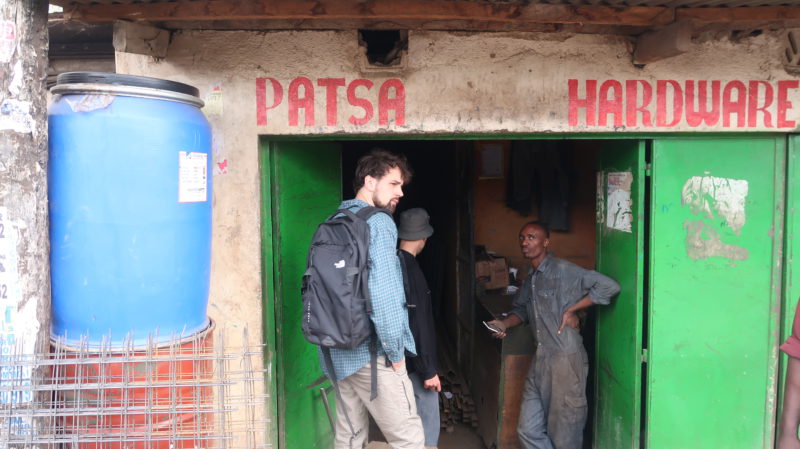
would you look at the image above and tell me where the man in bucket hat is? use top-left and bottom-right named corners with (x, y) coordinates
top-left (397, 208), bottom-right (441, 449)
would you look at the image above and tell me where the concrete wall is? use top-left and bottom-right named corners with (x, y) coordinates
top-left (115, 27), bottom-right (798, 347)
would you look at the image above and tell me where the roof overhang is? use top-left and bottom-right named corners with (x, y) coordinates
top-left (48, 0), bottom-right (800, 36)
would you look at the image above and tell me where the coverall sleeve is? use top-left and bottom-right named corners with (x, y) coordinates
top-left (580, 269), bottom-right (620, 306)
top-left (509, 278), bottom-right (531, 323)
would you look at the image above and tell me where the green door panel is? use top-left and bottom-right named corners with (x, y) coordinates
top-left (259, 141), bottom-right (279, 448)
top-left (594, 141), bottom-right (646, 449)
top-left (647, 137), bottom-right (785, 449)
top-left (780, 135), bottom-right (800, 418)
top-left (270, 141), bottom-right (342, 449)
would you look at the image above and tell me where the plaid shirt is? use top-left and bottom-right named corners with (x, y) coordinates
top-left (320, 199), bottom-right (417, 381)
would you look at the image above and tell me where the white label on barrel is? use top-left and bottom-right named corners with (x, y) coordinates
top-left (179, 151), bottom-right (208, 203)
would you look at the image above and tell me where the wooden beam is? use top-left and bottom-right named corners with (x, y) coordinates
top-left (677, 6), bottom-right (800, 25)
top-left (60, 0), bottom-right (675, 27)
top-left (678, 6), bottom-right (800, 31)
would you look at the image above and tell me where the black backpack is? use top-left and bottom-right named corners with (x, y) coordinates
top-left (302, 206), bottom-right (389, 350)
top-left (301, 206), bottom-right (388, 440)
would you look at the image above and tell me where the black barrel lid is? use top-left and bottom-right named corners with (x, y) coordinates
top-left (56, 72), bottom-right (199, 98)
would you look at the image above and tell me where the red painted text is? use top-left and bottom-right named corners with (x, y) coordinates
top-left (568, 79), bottom-right (798, 129)
top-left (256, 77), bottom-right (405, 127)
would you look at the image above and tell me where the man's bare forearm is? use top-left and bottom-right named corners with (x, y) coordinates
top-left (501, 314), bottom-right (523, 330)
top-left (780, 357), bottom-right (800, 448)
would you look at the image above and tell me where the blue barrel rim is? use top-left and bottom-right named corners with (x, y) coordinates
top-left (56, 72), bottom-right (199, 97)
top-left (50, 82), bottom-right (205, 108)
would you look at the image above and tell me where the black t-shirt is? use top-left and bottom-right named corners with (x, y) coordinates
top-left (399, 249), bottom-right (439, 381)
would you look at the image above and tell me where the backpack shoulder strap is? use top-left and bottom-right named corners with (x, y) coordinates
top-left (329, 208), bottom-right (358, 222)
top-left (355, 206), bottom-right (390, 222)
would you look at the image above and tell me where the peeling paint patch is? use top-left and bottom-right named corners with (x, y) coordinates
top-left (681, 176), bottom-right (748, 233)
top-left (606, 171), bottom-right (633, 233)
top-left (0, 207), bottom-right (37, 356)
top-left (65, 94), bottom-right (114, 113)
top-left (8, 61), bottom-right (23, 96)
top-left (681, 175), bottom-right (749, 261)
top-left (684, 220), bottom-right (749, 261)
top-left (212, 132), bottom-right (224, 157)
top-left (0, 203), bottom-right (37, 412)
top-left (0, 21), bottom-right (15, 63)
top-left (0, 99), bottom-right (33, 134)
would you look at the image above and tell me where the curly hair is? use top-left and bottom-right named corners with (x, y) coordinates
top-left (353, 149), bottom-right (413, 192)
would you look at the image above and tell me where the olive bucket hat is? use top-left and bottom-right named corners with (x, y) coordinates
top-left (397, 208), bottom-right (434, 241)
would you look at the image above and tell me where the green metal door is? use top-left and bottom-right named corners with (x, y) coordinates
top-left (780, 135), bottom-right (800, 420)
top-left (594, 141), bottom-right (646, 449)
top-left (647, 137), bottom-right (785, 449)
top-left (269, 141), bottom-right (342, 449)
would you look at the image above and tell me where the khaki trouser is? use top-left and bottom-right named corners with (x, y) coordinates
top-left (334, 357), bottom-right (425, 449)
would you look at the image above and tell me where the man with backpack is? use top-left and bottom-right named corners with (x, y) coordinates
top-left (304, 149), bottom-right (424, 449)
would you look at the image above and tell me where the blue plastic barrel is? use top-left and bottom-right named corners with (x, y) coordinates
top-left (48, 73), bottom-right (212, 347)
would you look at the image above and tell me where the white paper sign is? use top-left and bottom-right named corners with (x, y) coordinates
top-left (606, 171), bottom-right (633, 233)
top-left (178, 151), bottom-right (208, 203)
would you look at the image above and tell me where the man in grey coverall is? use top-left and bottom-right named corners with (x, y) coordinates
top-left (487, 221), bottom-right (619, 449)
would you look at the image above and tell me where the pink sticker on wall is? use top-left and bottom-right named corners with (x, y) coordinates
top-left (0, 21), bottom-right (15, 63)
top-left (216, 159), bottom-right (228, 175)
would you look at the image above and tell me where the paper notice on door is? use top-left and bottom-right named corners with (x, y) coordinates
top-left (606, 171), bottom-right (633, 233)
top-left (179, 151), bottom-right (208, 203)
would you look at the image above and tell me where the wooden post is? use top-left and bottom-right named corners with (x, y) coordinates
top-left (0, 0), bottom-right (51, 432)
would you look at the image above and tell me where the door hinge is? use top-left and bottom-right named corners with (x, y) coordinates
top-left (645, 163), bottom-right (652, 177)
top-left (641, 348), bottom-right (648, 363)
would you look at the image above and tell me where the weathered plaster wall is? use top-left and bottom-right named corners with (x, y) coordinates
top-left (115, 26), bottom-right (797, 347)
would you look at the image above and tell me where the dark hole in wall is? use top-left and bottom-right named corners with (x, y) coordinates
top-left (358, 30), bottom-right (408, 66)
top-left (731, 29), bottom-right (763, 42)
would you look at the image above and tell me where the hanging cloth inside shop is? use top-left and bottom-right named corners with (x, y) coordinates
top-left (506, 140), bottom-right (571, 231)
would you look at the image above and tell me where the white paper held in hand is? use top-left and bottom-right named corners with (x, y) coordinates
top-left (483, 320), bottom-right (502, 333)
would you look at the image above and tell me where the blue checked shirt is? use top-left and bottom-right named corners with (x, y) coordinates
top-left (320, 199), bottom-right (417, 381)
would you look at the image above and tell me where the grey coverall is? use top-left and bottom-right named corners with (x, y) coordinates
top-left (510, 254), bottom-right (620, 449)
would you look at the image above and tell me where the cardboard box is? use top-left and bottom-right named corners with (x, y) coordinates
top-left (476, 256), bottom-right (509, 290)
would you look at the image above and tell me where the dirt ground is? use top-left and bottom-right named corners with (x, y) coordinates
top-left (365, 421), bottom-right (487, 449)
